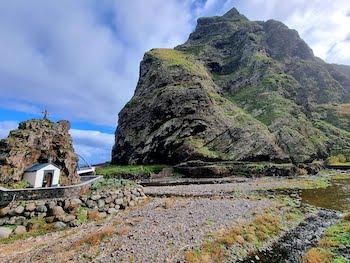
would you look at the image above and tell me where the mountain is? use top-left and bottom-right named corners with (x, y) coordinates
top-left (112, 8), bottom-right (350, 165)
top-left (0, 119), bottom-right (79, 185)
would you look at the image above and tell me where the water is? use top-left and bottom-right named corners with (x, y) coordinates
top-left (301, 177), bottom-right (350, 212)
top-left (242, 175), bottom-right (350, 262)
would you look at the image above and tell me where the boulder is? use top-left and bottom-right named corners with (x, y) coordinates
top-left (14, 225), bottom-right (27, 235)
top-left (53, 222), bottom-right (66, 229)
top-left (0, 119), bottom-right (79, 185)
top-left (15, 206), bottom-right (25, 215)
top-left (52, 206), bottom-right (65, 218)
top-left (36, 205), bottom-right (47, 213)
top-left (25, 203), bottom-right (36, 212)
top-left (0, 227), bottom-right (13, 239)
top-left (91, 194), bottom-right (101, 201)
top-left (0, 207), bottom-right (10, 217)
top-left (62, 215), bottom-right (75, 223)
top-left (107, 208), bottom-right (117, 214)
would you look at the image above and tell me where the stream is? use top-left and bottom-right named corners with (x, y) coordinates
top-left (241, 174), bottom-right (350, 263)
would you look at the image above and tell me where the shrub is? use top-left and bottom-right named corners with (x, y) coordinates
top-left (301, 248), bottom-right (332, 263)
top-left (0, 180), bottom-right (30, 189)
top-left (73, 226), bottom-right (115, 247)
top-left (96, 165), bottom-right (167, 179)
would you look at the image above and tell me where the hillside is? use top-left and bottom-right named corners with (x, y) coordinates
top-left (112, 8), bottom-right (350, 165)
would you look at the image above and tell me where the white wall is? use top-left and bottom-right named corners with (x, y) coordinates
top-left (23, 171), bottom-right (37, 187)
top-left (24, 164), bottom-right (61, 188)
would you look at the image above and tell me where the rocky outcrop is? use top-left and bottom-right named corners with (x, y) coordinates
top-left (0, 119), bottom-right (79, 185)
top-left (112, 7), bottom-right (350, 165)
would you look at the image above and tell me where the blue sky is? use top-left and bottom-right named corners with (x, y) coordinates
top-left (1, 0), bottom-right (350, 164)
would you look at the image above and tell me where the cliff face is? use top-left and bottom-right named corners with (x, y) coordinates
top-left (0, 119), bottom-right (79, 185)
top-left (112, 8), bottom-right (350, 165)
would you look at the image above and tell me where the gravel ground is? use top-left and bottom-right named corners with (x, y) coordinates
top-left (143, 177), bottom-right (311, 197)
top-left (95, 197), bottom-right (275, 263)
top-left (0, 177), bottom-right (316, 263)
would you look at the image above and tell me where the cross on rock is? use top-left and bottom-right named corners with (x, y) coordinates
top-left (42, 109), bottom-right (49, 119)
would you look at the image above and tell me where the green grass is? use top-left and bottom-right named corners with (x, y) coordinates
top-left (90, 178), bottom-right (136, 190)
top-left (185, 205), bottom-right (304, 263)
top-left (303, 217), bottom-right (350, 263)
top-left (96, 164), bottom-right (168, 179)
top-left (148, 48), bottom-right (207, 75)
top-left (0, 180), bottom-right (30, 189)
top-left (0, 218), bottom-right (58, 245)
top-left (76, 207), bottom-right (88, 224)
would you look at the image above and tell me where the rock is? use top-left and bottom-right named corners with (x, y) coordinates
top-left (25, 203), bottom-right (36, 212)
top-left (0, 207), bottom-right (10, 216)
top-left (70, 198), bottom-right (82, 207)
top-left (14, 226), bottom-right (27, 235)
top-left (105, 197), bottom-right (113, 204)
top-left (15, 206), bottom-right (25, 214)
top-left (62, 215), bottom-right (75, 223)
top-left (64, 200), bottom-right (71, 210)
top-left (97, 199), bottom-right (105, 208)
top-left (91, 194), bottom-right (101, 201)
top-left (52, 206), bottom-right (65, 218)
top-left (107, 208), bottom-right (117, 214)
top-left (45, 216), bottom-right (55, 223)
top-left (115, 199), bottom-right (123, 205)
top-left (68, 220), bottom-right (81, 227)
top-left (0, 227), bottom-right (12, 239)
top-left (14, 216), bottom-right (27, 225)
top-left (99, 212), bottom-right (107, 218)
top-left (53, 222), bottom-right (66, 229)
top-left (36, 205), bottom-right (47, 213)
top-left (86, 200), bottom-right (95, 208)
top-left (0, 119), bottom-right (79, 185)
top-left (47, 201), bottom-right (57, 210)
top-left (111, 8), bottom-right (350, 166)
top-left (0, 217), bottom-right (9, 226)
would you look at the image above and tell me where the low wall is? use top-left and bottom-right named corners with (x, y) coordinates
top-left (0, 185), bottom-right (146, 237)
top-left (0, 176), bottom-right (102, 207)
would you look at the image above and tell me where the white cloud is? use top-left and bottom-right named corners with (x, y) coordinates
top-left (0, 0), bottom-right (349, 130)
top-left (70, 129), bottom-right (114, 165)
top-left (218, 0), bottom-right (350, 65)
top-left (0, 121), bottom-right (18, 138)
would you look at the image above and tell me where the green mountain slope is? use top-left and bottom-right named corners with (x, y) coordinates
top-left (112, 8), bottom-right (350, 165)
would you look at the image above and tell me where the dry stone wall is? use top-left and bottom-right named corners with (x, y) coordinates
top-left (0, 185), bottom-right (146, 239)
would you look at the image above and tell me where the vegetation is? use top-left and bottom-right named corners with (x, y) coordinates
top-left (96, 164), bottom-right (168, 179)
top-left (0, 180), bottom-right (30, 189)
top-left (72, 226), bottom-right (115, 248)
top-left (302, 216), bottom-right (350, 263)
top-left (90, 178), bottom-right (136, 190)
top-left (148, 48), bottom-right (207, 75)
top-left (185, 207), bottom-right (304, 263)
top-left (327, 154), bottom-right (350, 166)
top-left (0, 218), bottom-right (57, 245)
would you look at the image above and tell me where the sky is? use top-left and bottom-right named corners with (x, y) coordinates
top-left (0, 0), bottom-right (350, 164)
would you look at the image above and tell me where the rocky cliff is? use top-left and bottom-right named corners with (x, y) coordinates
top-left (112, 8), bottom-right (350, 165)
top-left (0, 119), bottom-right (79, 185)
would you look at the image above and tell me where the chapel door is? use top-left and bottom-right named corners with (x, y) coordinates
top-left (43, 171), bottom-right (53, 187)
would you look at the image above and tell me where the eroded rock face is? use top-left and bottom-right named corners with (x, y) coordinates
top-left (0, 119), bottom-right (79, 185)
top-left (112, 7), bottom-right (350, 165)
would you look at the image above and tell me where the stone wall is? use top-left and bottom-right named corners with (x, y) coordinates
top-left (0, 185), bottom-right (146, 239)
top-left (0, 176), bottom-right (101, 207)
